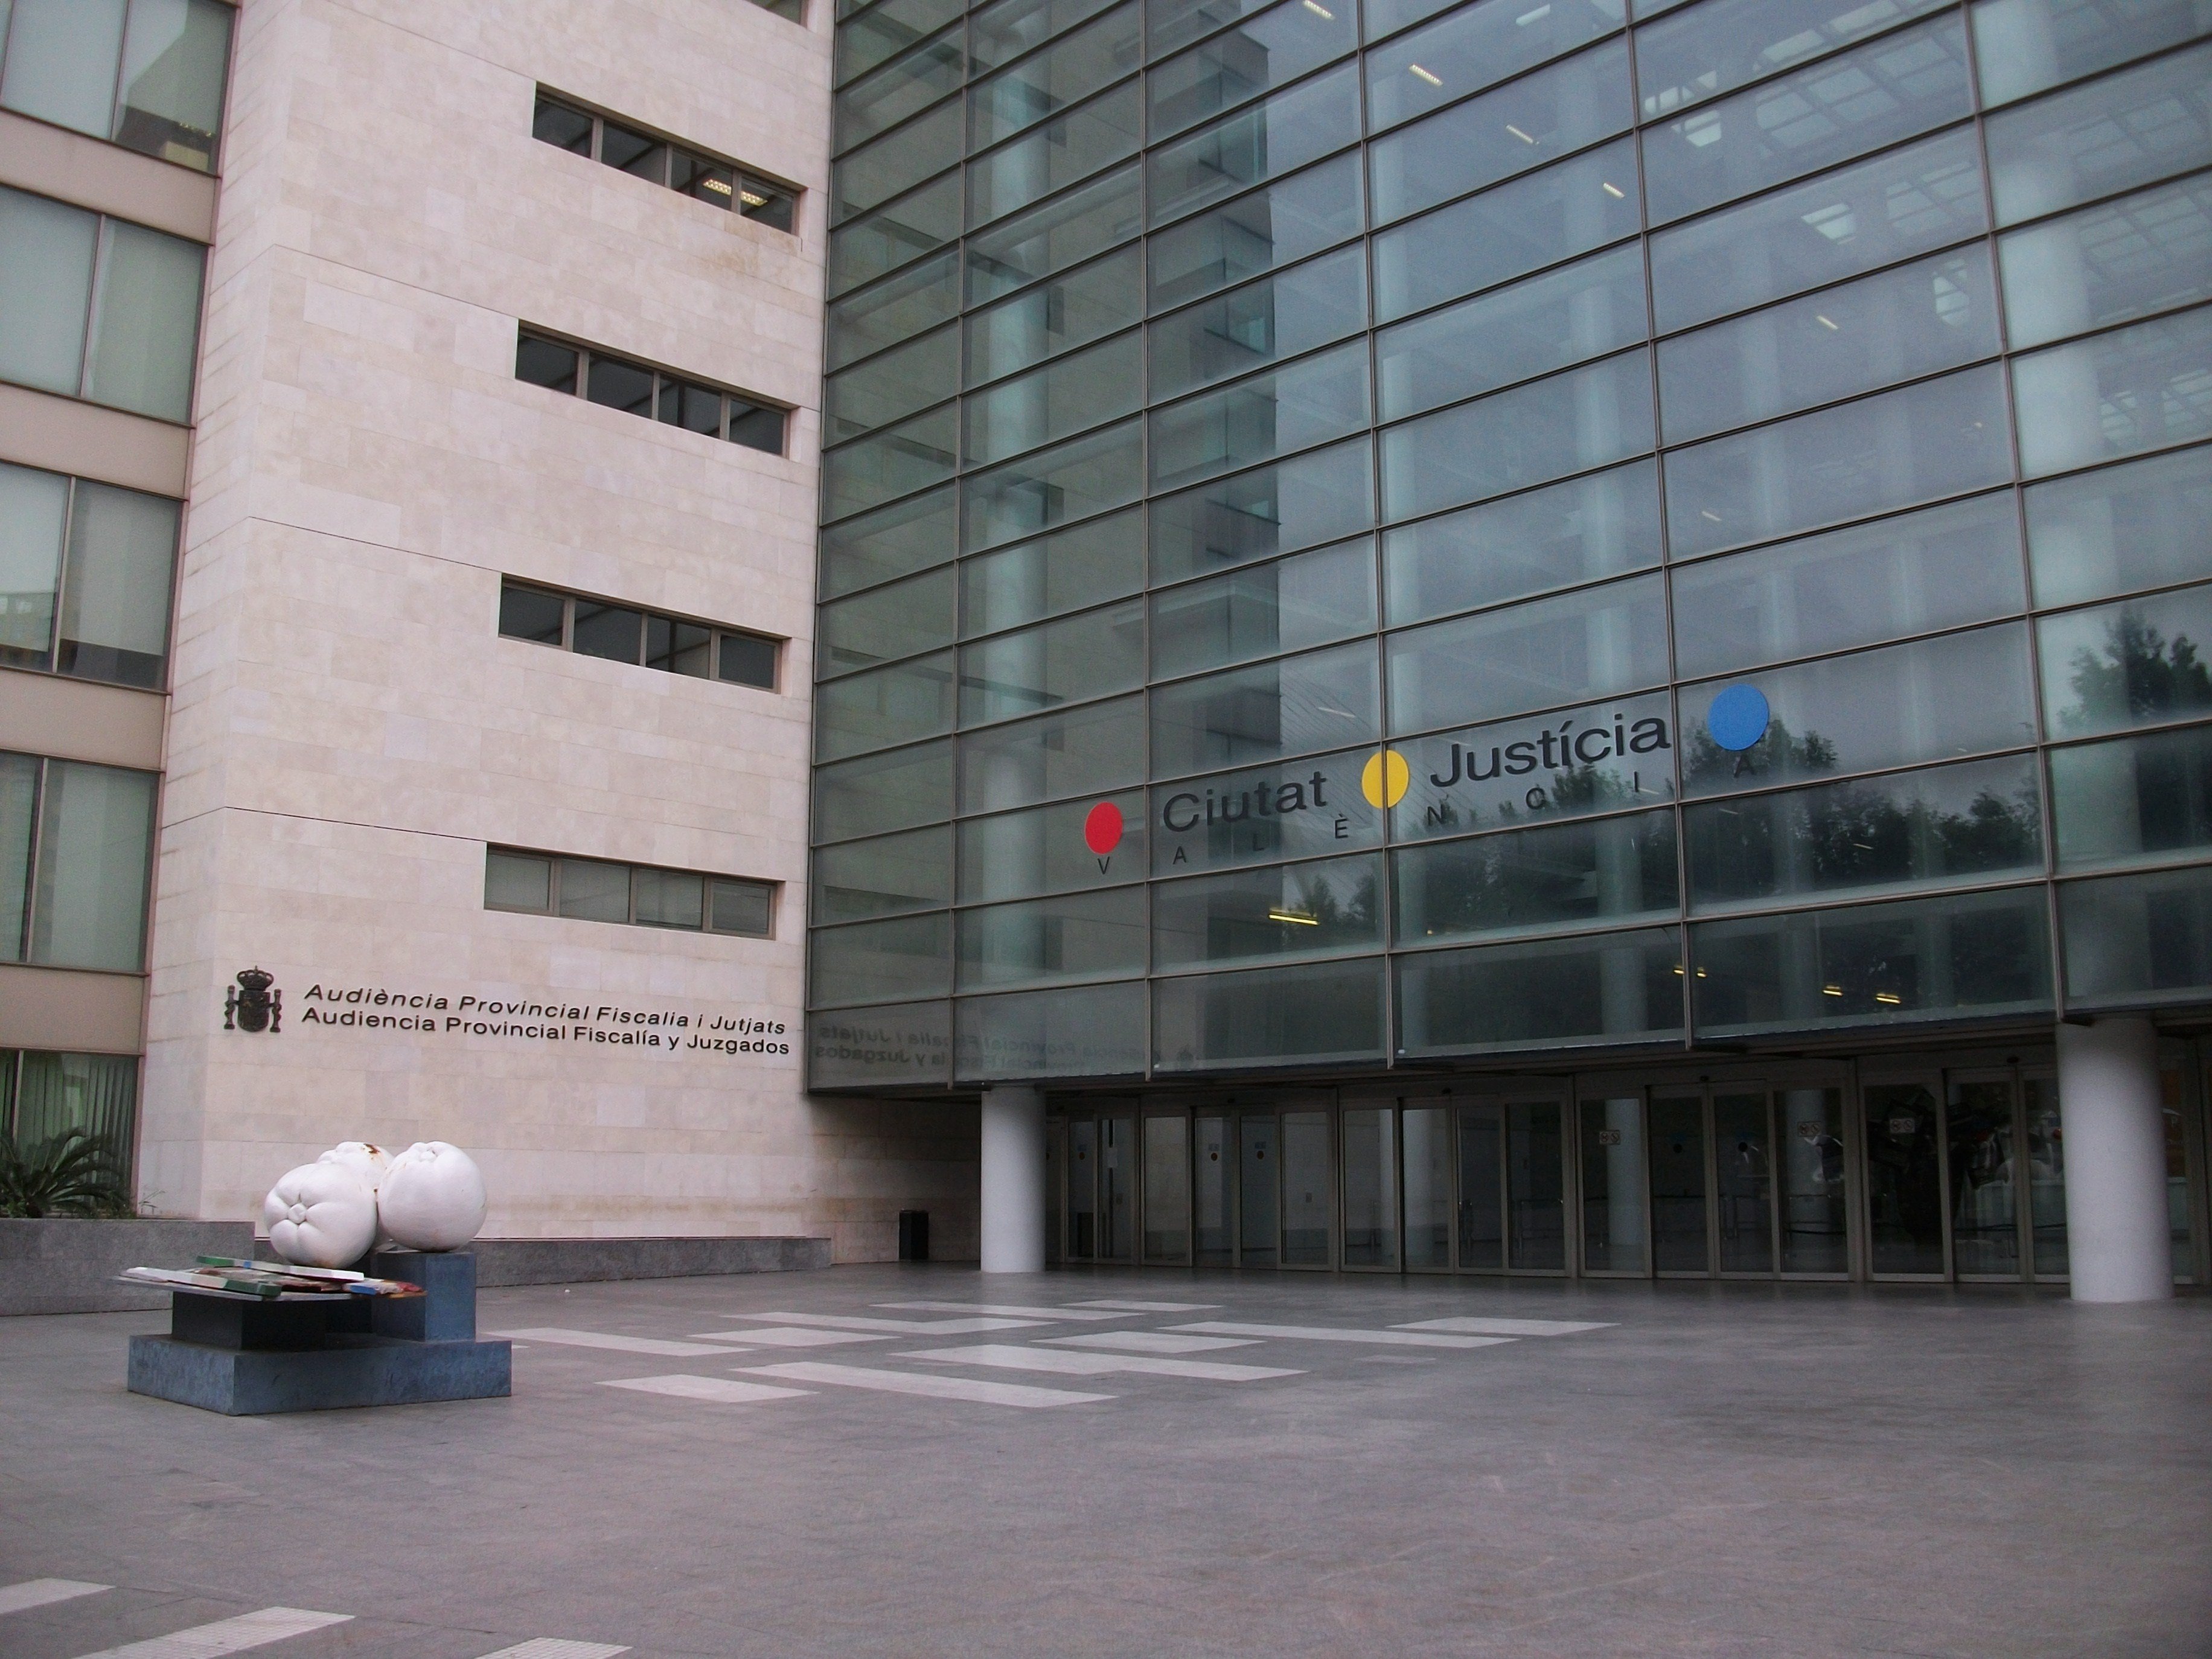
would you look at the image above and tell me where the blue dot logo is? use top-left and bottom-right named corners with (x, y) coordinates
top-left (1707, 683), bottom-right (1770, 752)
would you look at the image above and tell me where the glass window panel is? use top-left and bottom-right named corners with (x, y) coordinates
top-left (2051, 723), bottom-right (2212, 869)
top-left (1380, 350), bottom-right (1656, 526)
top-left (1686, 752), bottom-right (2044, 911)
top-left (1973, 0), bottom-right (2212, 108)
top-left (814, 823), bottom-right (953, 921)
top-left (1151, 744), bottom-right (1389, 876)
top-left (2001, 171), bottom-right (2212, 351)
top-left (1669, 493), bottom-right (2027, 681)
top-left (1712, 1090), bottom-right (1776, 1273)
top-left (596, 121), bottom-right (665, 183)
top-left (815, 650), bottom-right (956, 759)
top-left (633, 866), bottom-right (706, 929)
top-left (1151, 638), bottom-right (1379, 778)
top-left (570, 601), bottom-right (642, 663)
top-left (1150, 434), bottom-right (1375, 582)
top-left (1386, 570), bottom-right (1668, 735)
top-left (819, 566), bottom-right (957, 678)
top-left (1375, 242), bottom-right (1646, 423)
top-left (497, 583), bottom-right (565, 647)
top-left (1146, 61), bottom-right (1361, 228)
top-left (57, 479), bottom-right (177, 688)
top-left (965, 163), bottom-right (1143, 304)
top-left (837, 34), bottom-right (967, 153)
top-left (959, 788), bottom-right (1144, 900)
top-left (0, 188), bottom-right (97, 397)
top-left (1149, 245), bottom-right (1367, 403)
top-left (515, 333), bottom-right (578, 392)
top-left (821, 484), bottom-right (956, 598)
top-left (1372, 136), bottom-right (1641, 324)
top-left (29, 759), bottom-right (155, 971)
top-left (484, 849), bottom-right (552, 913)
top-left (1152, 851), bottom-right (1382, 968)
top-left (959, 599), bottom-right (1146, 723)
top-left (8, 1048), bottom-right (136, 1178)
top-left (2028, 445), bottom-right (2212, 609)
top-left (975, 0), bottom-right (1125, 66)
top-left (968, 82), bottom-right (1141, 231)
top-left (825, 327), bottom-right (957, 443)
top-left (1383, 459), bottom-right (1660, 628)
top-left (810, 913), bottom-right (954, 1004)
top-left (727, 398), bottom-right (787, 455)
top-left (1504, 1099), bottom-right (1568, 1270)
top-left (0, 0), bottom-right (126, 137)
top-left (957, 884), bottom-right (1147, 988)
top-left (1340, 1105), bottom-right (1398, 1267)
top-left (969, 2), bottom-right (1138, 149)
top-left (1149, 339), bottom-right (1369, 491)
top-left (1388, 688), bottom-right (1680, 843)
top-left (1147, 150), bottom-right (1366, 313)
top-left (553, 858), bottom-right (628, 922)
top-left (834, 103), bottom-right (961, 227)
top-left (1149, 0), bottom-right (1273, 54)
top-left (959, 692), bottom-right (1145, 811)
top-left (2061, 863), bottom-right (2212, 1002)
top-left (1400, 928), bottom-right (1685, 1054)
top-left (2039, 583), bottom-right (2212, 738)
top-left (965, 245), bottom-right (1143, 385)
top-left (807, 999), bottom-right (953, 1088)
top-left (1395, 809), bottom-right (1678, 945)
top-left (963, 331), bottom-right (1141, 467)
top-left (954, 980), bottom-right (1148, 1078)
top-left (1369, 39), bottom-right (1633, 228)
top-left (1636, 0), bottom-right (1951, 123)
top-left (828, 171), bottom-right (962, 299)
top-left (1641, 16), bottom-right (1974, 228)
top-left (1858, 1080), bottom-right (1943, 1273)
top-left (822, 403), bottom-right (958, 521)
top-left (1151, 0), bottom-right (1358, 141)
top-left (1659, 247), bottom-right (2001, 446)
top-left (1369, 0), bottom-right (1622, 135)
top-left (584, 355), bottom-right (654, 417)
top-left (1577, 1095), bottom-right (1648, 1270)
top-left (1692, 887), bottom-right (2052, 1033)
top-left (0, 464), bottom-right (68, 671)
top-left (1775, 1086), bottom-right (1849, 1273)
top-left (1152, 955), bottom-right (1386, 1069)
top-left (1649, 127), bottom-right (1989, 334)
top-left (1678, 622), bottom-right (2037, 798)
top-left (813, 738), bottom-right (954, 840)
top-left (837, 0), bottom-right (963, 85)
top-left (113, 0), bottom-right (230, 171)
top-left (0, 753), bottom-right (39, 960)
top-left (2013, 305), bottom-right (2212, 478)
top-left (1663, 363), bottom-right (2013, 560)
top-left (961, 507), bottom-right (1143, 636)
top-left (1151, 537), bottom-right (1375, 681)
top-left (718, 632), bottom-right (779, 689)
top-left (829, 252), bottom-right (960, 370)
top-left (1984, 41), bottom-right (2212, 228)
top-left (709, 878), bottom-right (774, 936)
top-left (960, 417), bottom-right (1143, 552)
top-left (657, 377), bottom-right (723, 436)
top-left (1399, 1102), bottom-right (1452, 1270)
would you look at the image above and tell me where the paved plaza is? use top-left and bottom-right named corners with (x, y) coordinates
top-left (2, 1265), bottom-right (2208, 1658)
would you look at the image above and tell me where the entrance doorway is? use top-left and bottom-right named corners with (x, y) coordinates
top-left (1861, 1068), bottom-right (2065, 1281)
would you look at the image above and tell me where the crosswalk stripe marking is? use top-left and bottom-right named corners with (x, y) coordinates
top-left (736, 1360), bottom-right (1111, 1408)
top-left (731, 1312), bottom-right (1047, 1335)
top-left (1066, 1299), bottom-right (1221, 1312)
top-left (1043, 1332), bottom-right (1259, 1354)
top-left (489, 1328), bottom-right (734, 1357)
top-left (599, 1375), bottom-right (811, 1404)
top-left (1394, 1316), bottom-right (1616, 1336)
top-left (685, 1327), bottom-right (894, 1347)
top-left (875, 1300), bottom-right (1132, 1321)
top-left (471, 1641), bottom-right (630, 1658)
top-left (68, 1606), bottom-right (350, 1658)
top-left (1172, 1321), bottom-right (1514, 1349)
top-left (0, 1580), bottom-right (110, 1616)
top-left (907, 1344), bottom-right (1302, 1382)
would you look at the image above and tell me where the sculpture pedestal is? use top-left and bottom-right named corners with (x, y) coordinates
top-left (126, 1248), bottom-right (509, 1415)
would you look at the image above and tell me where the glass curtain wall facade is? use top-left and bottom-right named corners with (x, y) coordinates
top-left (807, 0), bottom-right (2212, 1091)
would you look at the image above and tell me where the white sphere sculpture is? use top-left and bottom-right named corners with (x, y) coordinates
top-left (379, 1142), bottom-right (488, 1251)
top-left (318, 1140), bottom-right (391, 1195)
top-left (263, 1162), bottom-right (379, 1267)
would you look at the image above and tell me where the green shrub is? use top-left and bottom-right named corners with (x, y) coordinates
top-left (0, 1128), bottom-right (132, 1218)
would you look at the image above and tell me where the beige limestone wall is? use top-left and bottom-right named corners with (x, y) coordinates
top-left (141, 0), bottom-right (977, 1254)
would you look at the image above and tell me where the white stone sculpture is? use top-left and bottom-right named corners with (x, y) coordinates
top-left (263, 1162), bottom-right (379, 1268)
top-left (378, 1141), bottom-right (488, 1251)
top-left (319, 1141), bottom-right (396, 1247)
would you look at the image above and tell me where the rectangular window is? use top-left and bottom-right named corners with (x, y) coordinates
top-left (0, 753), bottom-right (158, 971)
top-left (1398, 927), bottom-right (1685, 1055)
top-left (2025, 445), bottom-right (2212, 610)
top-left (496, 578), bottom-right (780, 691)
top-left (2051, 723), bottom-right (2212, 872)
top-left (1152, 0), bottom-right (1357, 142)
top-left (514, 330), bottom-right (788, 456)
top-left (2038, 583), bottom-right (2212, 739)
top-left (532, 92), bottom-right (801, 231)
top-left (0, 0), bottom-right (233, 172)
top-left (0, 461), bottom-right (178, 689)
top-left (483, 848), bottom-right (776, 938)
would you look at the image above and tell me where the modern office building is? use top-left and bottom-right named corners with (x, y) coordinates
top-left (805, 0), bottom-right (2212, 1293)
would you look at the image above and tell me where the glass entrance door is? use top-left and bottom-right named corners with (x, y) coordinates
top-left (1454, 1096), bottom-right (1567, 1273)
top-left (1649, 1093), bottom-right (1709, 1274)
top-left (1239, 1113), bottom-right (1279, 1267)
top-left (1712, 1092), bottom-right (1776, 1274)
top-left (1195, 1113), bottom-right (1232, 1266)
top-left (1281, 1108), bottom-right (1333, 1267)
top-left (1067, 1117), bottom-right (1098, 1259)
top-left (1099, 1112), bottom-right (1134, 1261)
top-left (1864, 1072), bottom-right (2069, 1282)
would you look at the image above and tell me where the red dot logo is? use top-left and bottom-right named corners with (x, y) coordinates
top-left (1082, 801), bottom-right (1124, 856)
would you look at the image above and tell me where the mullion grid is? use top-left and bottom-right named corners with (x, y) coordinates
top-left (810, 0), bottom-right (2212, 1063)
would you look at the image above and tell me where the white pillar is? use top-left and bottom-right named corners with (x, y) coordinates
top-left (2056, 1017), bottom-right (2172, 1303)
top-left (980, 1085), bottom-right (1047, 1274)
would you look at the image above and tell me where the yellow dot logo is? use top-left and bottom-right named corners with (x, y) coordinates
top-left (1361, 749), bottom-right (1410, 809)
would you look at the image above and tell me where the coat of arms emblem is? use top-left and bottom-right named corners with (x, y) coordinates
top-left (223, 967), bottom-right (282, 1033)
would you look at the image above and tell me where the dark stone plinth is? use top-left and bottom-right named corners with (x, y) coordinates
top-left (369, 1249), bottom-right (475, 1341)
top-left (171, 1291), bottom-right (347, 1351)
top-left (127, 1332), bottom-right (511, 1415)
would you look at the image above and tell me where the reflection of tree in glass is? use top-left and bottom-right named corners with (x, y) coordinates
top-left (2063, 612), bottom-right (2212, 731)
top-left (1411, 822), bottom-right (1674, 936)
top-left (1695, 776), bottom-right (2039, 901)
top-left (1681, 717), bottom-right (1838, 791)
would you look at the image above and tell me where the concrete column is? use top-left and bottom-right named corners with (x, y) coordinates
top-left (980, 1085), bottom-right (1047, 1273)
top-left (2056, 1017), bottom-right (2172, 1303)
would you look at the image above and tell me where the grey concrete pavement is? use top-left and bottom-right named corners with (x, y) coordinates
top-left (2, 1265), bottom-right (2207, 1658)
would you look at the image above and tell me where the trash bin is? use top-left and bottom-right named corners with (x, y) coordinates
top-left (898, 1209), bottom-right (929, 1262)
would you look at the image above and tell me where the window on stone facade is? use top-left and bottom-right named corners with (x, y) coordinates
top-left (1, 752), bottom-right (157, 971)
top-left (496, 578), bottom-right (781, 691)
top-left (0, 460), bottom-right (179, 690)
top-left (513, 329), bottom-right (790, 456)
top-left (0, 0), bottom-right (234, 173)
top-left (484, 848), bottom-right (778, 938)
top-left (530, 92), bottom-right (801, 231)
